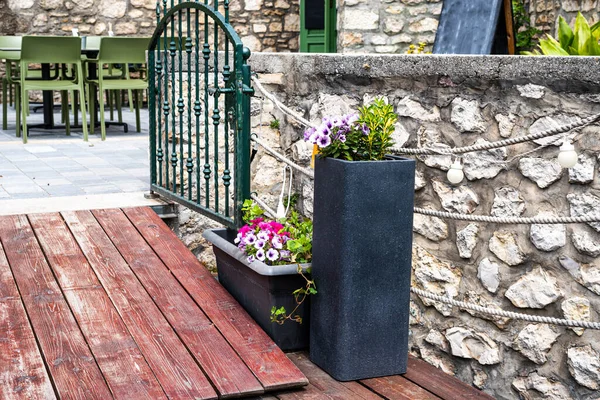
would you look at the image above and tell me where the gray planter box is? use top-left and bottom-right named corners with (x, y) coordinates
top-left (203, 228), bottom-right (311, 351)
top-left (309, 156), bottom-right (416, 381)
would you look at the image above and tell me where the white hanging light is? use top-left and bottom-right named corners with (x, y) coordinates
top-left (447, 161), bottom-right (464, 185)
top-left (557, 141), bottom-right (578, 168)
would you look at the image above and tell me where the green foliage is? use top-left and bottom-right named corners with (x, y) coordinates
top-left (406, 42), bottom-right (431, 54)
top-left (358, 98), bottom-right (398, 161)
top-left (316, 98), bottom-right (397, 161)
top-left (270, 266), bottom-right (316, 325)
top-left (241, 199), bottom-right (264, 223)
top-left (531, 13), bottom-right (600, 56)
top-left (512, 0), bottom-right (542, 52)
top-left (269, 119), bottom-right (280, 129)
top-left (284, 193), bottom-right (299, 210)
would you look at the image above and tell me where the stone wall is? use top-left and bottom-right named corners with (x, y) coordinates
top-left (1, 0), bottom-right (299, 52)
top-left (524, 0), bottom-right (600, 35)
top-left (216, 53), bottom-right (599, 399)
top-left (338, 0), bottom-right (441, 54)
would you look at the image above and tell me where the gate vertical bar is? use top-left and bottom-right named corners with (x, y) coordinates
top-left (194, 7), bottom-right (201, 204)
top-left (170, 0), bottom-right (177, 193)
top-left (212, 0), bottom-right (220, 213)
top-left (202, 1), bottom-right (211, 208)
top-left (149, 49), bottom-right (157, 189)
top-left (178, 8), bottom-right (184, 197)
top-left (163, 0), bottom-right (170, 190)
top-left (186, 10), bottom-right (193, 201)
top-left (155, 2), bottom-right (163, 187)
top-left (222, 0), bottom-right (231, 217)
top-left (235, 46), bottom-right (251, 227)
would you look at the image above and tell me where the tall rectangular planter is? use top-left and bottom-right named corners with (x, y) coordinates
top-left (309, 156), bottom-right (416, 381)
top-left (203, 228), bottom-right (311, 351)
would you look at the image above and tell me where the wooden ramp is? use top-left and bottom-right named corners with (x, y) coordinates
top-left (0, 207), bottom-right (307, 400)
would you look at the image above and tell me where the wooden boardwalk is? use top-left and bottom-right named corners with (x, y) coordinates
top-left (0, 207), bottom-right (307, 400)
top-left (0, 206), bottom-right (493, 400)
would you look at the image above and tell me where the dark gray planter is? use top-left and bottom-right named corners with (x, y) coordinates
top-left (309, 156), bottom-right (416, 381)
top-left (203, 228), bottom-right (311, 351)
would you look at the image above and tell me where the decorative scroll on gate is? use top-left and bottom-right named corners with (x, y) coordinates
top-left (148, 1), bottom-right (253, 228)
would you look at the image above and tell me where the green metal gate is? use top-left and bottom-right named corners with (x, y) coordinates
top-left (148, 1), bottom-right (253, 228)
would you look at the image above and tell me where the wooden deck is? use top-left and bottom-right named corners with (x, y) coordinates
top-left (0, 206), bottom-right (493, 400)
top-left (0, 207), bottom-right (307, 399)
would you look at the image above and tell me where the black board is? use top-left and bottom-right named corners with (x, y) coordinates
top-left (433, 0), bottom-right (506, 54)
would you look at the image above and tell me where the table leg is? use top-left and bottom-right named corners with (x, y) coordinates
top-left (42, 63), bottom-right (54, 128)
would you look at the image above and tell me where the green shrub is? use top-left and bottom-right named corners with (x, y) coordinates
top-left (525, 12), bottom-right (600, 55)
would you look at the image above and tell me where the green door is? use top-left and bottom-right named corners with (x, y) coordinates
top-left (300, 0), bottom-right (337, 53)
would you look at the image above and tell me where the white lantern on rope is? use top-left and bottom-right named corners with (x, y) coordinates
top-left (557, 141), bottom-right (578, 168)
top-left (447, 161), bottom-right (464, 185)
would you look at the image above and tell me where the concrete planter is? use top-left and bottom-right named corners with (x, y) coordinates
top-left (309, 156), bottom-right (416, 381)
top-left (203, 228), bottom-right (311, 351)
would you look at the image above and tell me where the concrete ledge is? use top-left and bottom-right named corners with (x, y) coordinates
top-left (249, 52), bottom-right (600, 86)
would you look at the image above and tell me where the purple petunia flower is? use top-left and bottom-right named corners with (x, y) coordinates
top-left (303, 127), bottom-right (316, 141)
top-left (280, 250), bottom-right (291, 259)
top-left (257, 231), bottom-right (269, 241)
top-left (256, 249), bottom-right (266, 262)
top-left (255, 239), bottom-right (266, 250)
top-left (266, 248), bottom-right (279, 262)
top-left (309, 131), bottom-right (320, 144)
top-left (247, 255), bottom-right (255, 263)
top-left (361, 123), bottom-right (370, 135)
top-left (244, 233), bottom-right (256, 245)
top-left (337, 134), bottom-right (346, 143)
top-left (316, 134), bottom-right (331, 148)
top-left (272, 236), bottom-right (283, 249)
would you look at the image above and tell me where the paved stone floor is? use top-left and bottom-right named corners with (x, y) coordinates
top-left (0, 105), bottom-right (151, 202)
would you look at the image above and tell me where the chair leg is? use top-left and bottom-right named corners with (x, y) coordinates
top-left (15, 86), bottom-right (20, 138)
top-left (128, 89), bottom-right (134, 112)
top-left (61, 91), bottom-right (70, 136)
top-left (9, 82), bottom-right (13, 107)
top-left (108, 90), bottom-right (114, 121)
top-left (79, 87), bottom-right (88, 142)
top-left (72, 90), bottom-right (78, 127)
top-left (116, 90), bottom-right (123, 123)
top-left (134, 90), bottom-right (141, 133)
top-left (89, 85), bottom-right (95, 136)
top-left (2, 79), bottom-right (7, 131)
top-left (21, 88), bottom-right (28, 144)
top-left (99, 86), bottom-right (106, 141)
top-left (77, 66), bottom-right (88, 142)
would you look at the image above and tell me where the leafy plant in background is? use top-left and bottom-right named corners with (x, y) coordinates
top-left (525, 12), bottom-right (600, 55)
top-left (512, 0), bottom-right (541, 53)
top-left (303, 98), bottom-right (397, 161)
top-left (269, 119), bottom-right (280, 129)
top-left (406, 42), bottom-right (431, 54)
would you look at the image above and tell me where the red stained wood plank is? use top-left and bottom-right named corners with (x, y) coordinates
top-left (91, 208), bottom-right (264, 398)
top-left (403, 357), bottom-right (494, 400)
top-left (277, 353), bottom-right (382, 400)
top-left (0, 240), bottom-right (56, 400)
top-left (123, 206), bottom-right (308, 391)
top-left (361, 376), bottom-right (440, 400)
top-left (61, 210), bottom-right (217, 400)
top-left (28, 213), bottom-right (167, 400)
top-left (0, 215), bottom-right (112, 400)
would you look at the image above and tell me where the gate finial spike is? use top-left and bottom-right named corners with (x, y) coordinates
top-left (242, 47), bottom-right (251, 61)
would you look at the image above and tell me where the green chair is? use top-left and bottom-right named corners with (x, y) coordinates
top-left (17, 36), bottom-right (88, 143)
top-left (86, 37), bottom-right (150, 141)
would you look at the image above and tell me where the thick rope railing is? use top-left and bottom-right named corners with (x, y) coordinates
top-left (250, 193), bottom-right (277, 218)
top-left (411, 288), bottom-right (600, 329)
top-left (251, 136), bottom-right (315, 178)
top-left (415, 208), bottom-right (600, 224)
top-left (252, 75), bottom-right (600, 156)
top-left (251, 139), bottom-right (600, 224)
